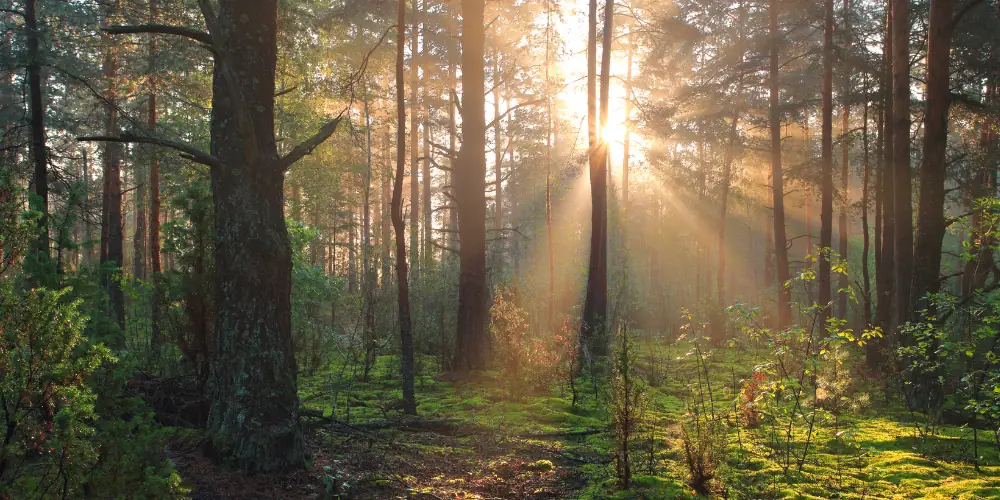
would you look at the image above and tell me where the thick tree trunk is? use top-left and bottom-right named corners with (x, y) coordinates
top-left (912, 0), bottom-right (954, 309)
top-left (454, 0), bottom-right (488, 371)
top-left (769, 0), bottom-right (791, 326)
top-left (819, 0), bottom-right (834, 320)
top-left (581, 0), bottom-right (611, 353)
top-left (205, 0), bottom-right (304, 473)
top-left (892, 0), bottom-right (913, 325)
top-left (395, 0), bottom-right (417, 414)
top-left (25, 0), bottom-right (49, 271)
top-left (100, 0), bottom-right (125, 332)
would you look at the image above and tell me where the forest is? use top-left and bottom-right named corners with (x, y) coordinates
top-left (3, 0), bottom-right (1000, 497)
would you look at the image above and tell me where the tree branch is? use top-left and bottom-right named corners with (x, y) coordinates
top-left (279, 113), bottom-right (346, 171)
top-left (102, 24), bottom-right (213, 52)
top-left (487, 99), bottom-right (544, 131)
top-left (76, 134), bottom-right (221, 169)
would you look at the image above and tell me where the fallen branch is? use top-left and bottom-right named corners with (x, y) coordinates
top-left (517, 428), bottom-right (602, 439)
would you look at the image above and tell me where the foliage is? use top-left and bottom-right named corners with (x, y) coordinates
top-left (0, 283), bottom-right (185, 498)
top-left (489, 286), bottom-right (567, 394)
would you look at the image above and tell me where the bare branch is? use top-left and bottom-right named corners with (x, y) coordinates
top-left (279, 113), bottom-right (346, 171)
top-left (102, 24), bottom-right (213, 52)
top-left (76, 134), bottom-right (221, 169)
top-left (487, 99), bottom-right (544, 131)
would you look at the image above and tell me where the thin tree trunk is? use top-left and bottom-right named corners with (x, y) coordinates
top-left (409, 0), bottom-right (420, 282)
top-left (100, 0), bottom-right (125, 332)
top-left (545, 2), bottom-right (555, 329)
top-left (25, 0), bottom-right (49, 272)
top-left (819, 0), bottom-right (834, 320)
top-left (861, 76), bottom-right (873, 328)
top-left (837, 0), bottom-right (852, 320)
top-left (395, 0), bottom-right (417, 414)
top-left (149, 0), bottom-right (162, 346)
top-left (770, 0), bottom-right (791, 326)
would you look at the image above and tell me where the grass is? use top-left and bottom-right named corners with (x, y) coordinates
top-left (298, 342), bottom-right (1000, 499)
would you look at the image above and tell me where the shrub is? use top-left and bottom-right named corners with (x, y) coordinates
top-left (0, 283), bottom-right (185, 498)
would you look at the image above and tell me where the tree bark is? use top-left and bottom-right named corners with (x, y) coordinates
top-left (409, 0), bottom-right (420, 282)
top-left (453, 0), bottom-right (489, 370)
top-left (874, 1), bottom-right (895, 368)
top-left (581, 0), bottom-right (612, 352)
top-left (892, 0), bottom-right (913, 325)
top-left (769, 0), bottom-right (792, 327)
top-left (820, 0), bottom-right (834, 320)
top-left (837, 0), bottom-right (852, 320)
top-left (912, 0), bottom-right (954, 310)
top-left (25, 0), bottom-right (50, 272)
top-left (100, 0), bottom-right (125, 332)
top-left (395, 0), bottom-right (417, 414)
top-left (149, 0), bottom-right (163, 347)
top-left (205, 0), bottom-right (305, 472)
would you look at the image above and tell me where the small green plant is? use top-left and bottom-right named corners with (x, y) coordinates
top-left (610, 323), bottom-right (646, 489)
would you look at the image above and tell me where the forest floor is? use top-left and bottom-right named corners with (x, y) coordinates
top-left (169, 344), bottom-right (1000, 499)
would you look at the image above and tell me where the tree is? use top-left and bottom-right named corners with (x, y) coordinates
top-left (84, 0), bottom-right (349, 472)
top-left (25, 0), bottom-right (49, 274)
top-left (581, 0), bottom-right (612, 352)
top-left (819, 0), bottom-right (834, 319)
top-left (100, 0), bottom-right (125, 332)
top-left (770, 0), bottom-right (792, 327)
top-left (395, 0), bottom-right (417, 414)
top-left (912, 0), bottom-right (955, 309)
top-left (892, 0), bottom-right (913, 324)
top-left (148, 0), bottom-right (163, 346)
top-left (454, 0), bottom-right (489, 370)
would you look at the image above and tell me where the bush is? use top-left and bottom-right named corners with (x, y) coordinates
top-left (0, 283), bottom-right (185, 498)
top-left (489, 286), bottom-right (565, 394)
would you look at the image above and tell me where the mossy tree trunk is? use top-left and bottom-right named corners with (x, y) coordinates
top-left (204, 0), bottom-right (303, 472)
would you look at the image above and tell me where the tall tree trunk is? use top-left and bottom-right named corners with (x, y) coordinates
top-left (409, 0), bottom-right (420, 282)
top-left (545, 2), bottom-right (555, 329)
top-left (205, 0), bottom-right (305, 472)
top-left (581, 0), bottom-right (612, 352)
top-left (395, 0), bottom-right (417, 414)
top-left (363, 88), bottom-right (377, 379)
top-left (100, 0), bottom-right (125, 332)
top-left (149, 0), bottom-right (162, 346)
top-left (717, 6), bottom-right (746, 334)
top-left (861, 76), bottom-right (873, 328)
top-left (819, 0), bottom-right (834, 320)
top-left (892, 0), bottom-right (913, 325)
top-left (622, 31), bottom-right (633, 209)
top-left (493, 52), bottom-right (504, 272)
top-left (912, 0), bottom-right (954, 309)
top-left (454, 0), bottom-right (488, 370)
top-left (837, 0), bottom-right (852, 320)
top-left (874, 1), bottom-right (895, 368)
top-left (422, 93), bottom-right (432, 269)
top-left (769, 0), bottom-right (792, 326)
top-left (25, 0), bottom-right (49, 273)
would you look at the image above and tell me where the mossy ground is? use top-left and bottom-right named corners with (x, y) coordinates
top-left (180, 343), bottom-right (1000, 498)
